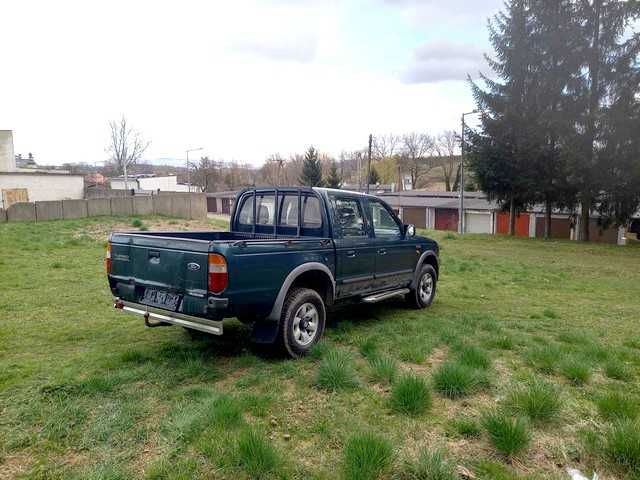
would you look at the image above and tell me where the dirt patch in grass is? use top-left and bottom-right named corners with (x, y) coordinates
top-left (79, 217), bottom-right (223, 242)
top-left (0, 453), bottom-right (33, 480)
top-left (400, 346), bottom-right (448, 375)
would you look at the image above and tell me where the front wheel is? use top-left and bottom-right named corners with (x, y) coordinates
top-left (278, 288), bottom-right (326, 358)
top-left (407, 264), bottom-right (437, 309)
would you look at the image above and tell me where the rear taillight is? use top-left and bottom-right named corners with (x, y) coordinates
top-left (208, 253), bottom-right (228, 294)
top-left (106, 243), bottom-right (112, 274)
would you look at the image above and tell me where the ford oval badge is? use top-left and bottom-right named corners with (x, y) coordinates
top-left (187, 262), bottom-right (201, 272)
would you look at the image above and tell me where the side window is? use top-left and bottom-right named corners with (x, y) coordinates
top-left (255, 194), bottom-right (274, 226)
top-left (302, 196), bottom-right (322, 228)
top-left (333, 197), bottom-right (366, 238)
top-left (368, 200), bottom-right (402, 238)
top-left (278, 195), bottom-right (299, 226)
top-left (237, 195), bottom-right (254, 225)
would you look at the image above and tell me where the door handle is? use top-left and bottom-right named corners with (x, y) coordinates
top-left (377, 248), bottom-right (387, 255)
top-left (346, 250), bottom-right (357, 258)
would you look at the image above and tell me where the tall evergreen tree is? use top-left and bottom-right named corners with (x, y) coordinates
top-left (299, 146), bottom-right (324, 187)
top-left (569, 0), bottom-right (640, 240)
top-left (468, 0), bottom-right (540, 235)
top-left (326, 160), bottom-right (342, 188)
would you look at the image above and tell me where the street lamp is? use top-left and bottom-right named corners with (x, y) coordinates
top-left (459, 110), bottom-right (479, 234)
top-left (186, 147), bottom-right (203, 192)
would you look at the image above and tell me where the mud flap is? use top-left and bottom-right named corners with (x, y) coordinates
top-left (250, 320), bottom-right (280, 344)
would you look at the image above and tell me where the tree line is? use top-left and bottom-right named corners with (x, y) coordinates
top-left (468, 0), bottom-right (640, 240)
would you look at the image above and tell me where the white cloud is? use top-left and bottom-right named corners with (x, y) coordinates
top-left (402, 41), bottom-right (487, 83)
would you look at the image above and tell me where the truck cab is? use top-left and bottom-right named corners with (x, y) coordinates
top-left (108, 187), bottom-right (439, 357)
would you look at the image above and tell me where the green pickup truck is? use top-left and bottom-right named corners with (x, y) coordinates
top-left (108, 187), bottom-right (439, 357)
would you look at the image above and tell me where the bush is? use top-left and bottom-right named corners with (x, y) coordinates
top-left (560, 358), bottom-right (591, 385)
top-left (395, 449), bottom-right (456, 480)
top-left (504, 379), bottom-right (561, 424)
top-left (448, 418), bottom-right (481, 438)
top-left (343, 432), bottom-right (393, 480)
top-left (131, 218), bottom-right (143, 228)
top-left (432, 362), bottom-right (489, 399)
top-left (604, 360), bottom-right (633, 382)
top-left (389, 374), bottom-right (432, 416)
top-left (368, 356), bottom-right (398, 385)
top-left (236, 428), bottom-right (279, 478)
top-left (603, 420), bottom-right (640, 474)
top-left (456, 345), bottom-right (491, 370)
top-left (482, 412), bottom-right (531, 457)
top-left (316, 350), bottom-right (358, 391)
top-left (596, 392), bottom-right (640, 421)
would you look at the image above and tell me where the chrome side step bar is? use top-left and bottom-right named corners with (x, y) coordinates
top-left (114, 298), bottom-right (223, 335)
top-left (362, 288), bottom-right (410, 304)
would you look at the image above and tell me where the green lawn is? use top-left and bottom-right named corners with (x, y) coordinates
top-left (1, 216), bottom-right (639, 479)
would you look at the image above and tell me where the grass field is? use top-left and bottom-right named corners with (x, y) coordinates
top-left (1, 216), bottom-right (639, 479)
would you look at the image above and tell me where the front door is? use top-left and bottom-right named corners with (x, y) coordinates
top-left (330, 195), bottom-right (377, 298)
top-left (365, 198), bottom-right (416, 291)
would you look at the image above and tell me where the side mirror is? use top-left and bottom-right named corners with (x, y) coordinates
top-left (405, 224), bottom-right (416, 237)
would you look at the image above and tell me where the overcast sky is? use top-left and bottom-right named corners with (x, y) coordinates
top-left (1, 0), bottom-right (502, 166)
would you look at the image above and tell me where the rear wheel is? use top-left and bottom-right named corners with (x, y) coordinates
top-left (277, 288), bottom-right (326, 358)
top-left (407, 264), bottom-right (437, 309)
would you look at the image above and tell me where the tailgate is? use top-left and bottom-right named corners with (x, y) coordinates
top-left (109, 233), bottom-right (210, 314)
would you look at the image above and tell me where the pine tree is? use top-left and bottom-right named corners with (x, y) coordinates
top-left (326, 160), bottom-right (342, 188)
top-left (468, 0), bottom-right (540, 235)
top-left (299, 146), bottom-right (324, 187)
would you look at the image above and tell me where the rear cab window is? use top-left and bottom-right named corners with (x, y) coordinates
top-left (236, 190), bottom-right (325, 237)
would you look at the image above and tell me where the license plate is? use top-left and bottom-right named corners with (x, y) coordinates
top-left (141, 289), bottom-right (181, 311)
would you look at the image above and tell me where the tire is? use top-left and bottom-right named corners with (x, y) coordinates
top-left (407, 264), bottom-right (437, 309)
top-left (277, 287), bottom-right (326, 358)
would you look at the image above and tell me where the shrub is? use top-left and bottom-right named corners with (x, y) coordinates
top-left (389, 374), bottom-right (432, 416)
top-left (368, 356), bottom-right (398, 385)
top-left (482, 412), bottom-right (531, 457)
top-left (603, 420), bottom-right (640, 474)
top-left (448, 418), bottom-right (481, 438)
top-left (596, 392), bottom-right (640, 421)
top-left (433, 362), bottom-right (489, 399)
top-left (131, 218), bottom-right (143, 228)
top-left (316, 350), bottom-right (358, 391)
top-left (526, 344), bottom-right (562, 374)
top-left (504, 379), bottom-right (561, 424)
top-left (604, 360), bottom-right (633, 382)
top-left (456, 345), bottom-right (491, 370)
top-left (236, 428), bottom-right (279, 478)
top-left (560, 358), bottom-right (591, 385)
top-left (395, 449), bottom-right (456, 480)
top-left (343, 432), bottom-right (393, 480)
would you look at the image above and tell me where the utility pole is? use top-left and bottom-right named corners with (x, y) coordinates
top-left (366, 134), bottom-right (373, 194)
top-left (186, 147), bottom-right (203, 192)
top-left (459, 110), bottom-right (478, 234)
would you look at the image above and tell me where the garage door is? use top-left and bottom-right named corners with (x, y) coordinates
top-left (435, 208), bottom-right (458, 231)
top-left (535, 216), bottom-right (570, 239)
top-left (496, 212), bottom-right (529, 237)
top-left (402, 207), bottom-right (426, 228)
top-left (465, 212), bottom-right (492, 234)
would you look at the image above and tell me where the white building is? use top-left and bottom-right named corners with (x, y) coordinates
top-left (110, 174), bottom-right (197, 192)
top-left (0, 130), bottom-right (84, 209)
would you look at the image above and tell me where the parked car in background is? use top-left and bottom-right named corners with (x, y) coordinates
top-left (107, 187), bottom-right (440, 357)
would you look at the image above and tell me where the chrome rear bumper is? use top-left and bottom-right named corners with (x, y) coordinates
top-left (114, 298), bottom-right (223, 335)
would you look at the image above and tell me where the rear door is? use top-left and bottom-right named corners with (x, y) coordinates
top-left (365, 198), bottom-right (416, 291)
top-left (330, 195), bottom-right (377, 297)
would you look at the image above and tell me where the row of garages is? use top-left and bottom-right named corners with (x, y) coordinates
top-left (381, 191), bottom-right (626, 244)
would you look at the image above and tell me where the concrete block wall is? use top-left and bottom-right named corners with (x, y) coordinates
top-left (133, 197), bottom-right (153, 216)
top-left (0, 193), bottom-right (208, 223)
top-left (7, 202), bottom-right (36, 222)
top-left (87, 198), bottom-right (111, 216)
top-left (111, 198), bottom-right (134, 216)
top-left (36, 201), bottom-right (64, 221)
top-left (62, 199), bottom-right (88, 219)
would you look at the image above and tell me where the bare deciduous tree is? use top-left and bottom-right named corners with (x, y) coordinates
top-left (399, 132), bottom-right (436, 188)
top-left (191, 156), bottom-right (220, 192)
top-left (373, 133), bottom-right (401, 159)
top-left (435, 130), bottom-right (460, 191)
top-left (107, 116), bottom-right (149, 189)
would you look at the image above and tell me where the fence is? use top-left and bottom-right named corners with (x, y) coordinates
top-left (0, 193), bottom-right (207, 223)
